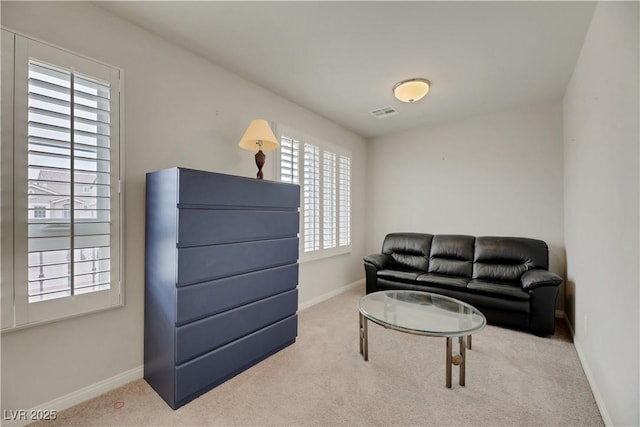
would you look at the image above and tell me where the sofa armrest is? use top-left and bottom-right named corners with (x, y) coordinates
top-left (363, 253), bottom-right (394, 270)
top-left (364, 254), bottom-right (393, 294)
top-left (521, 269), bottom-right (562, 291)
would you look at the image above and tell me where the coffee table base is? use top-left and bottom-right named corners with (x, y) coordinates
top-left (359, 313), bottom-right (474, 388)
top-left (446, 336), bottom-right (468, 388)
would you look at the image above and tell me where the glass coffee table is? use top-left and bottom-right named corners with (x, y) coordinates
top-left (358, 290), bottom-right (486, 388)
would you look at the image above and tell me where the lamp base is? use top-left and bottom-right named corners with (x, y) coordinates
top-left (255, 149), bottom-right (265, 179)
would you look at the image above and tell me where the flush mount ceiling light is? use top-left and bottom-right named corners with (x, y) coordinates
top-left (393, 78), bottom-right (431, 103)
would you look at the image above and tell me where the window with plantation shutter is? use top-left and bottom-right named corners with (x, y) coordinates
top-left (28, 60), bottom-right (114, 303)
top-left (277, 130), bottom-right (351, 260)
top-left (1, 32), bottom-right (122, 329)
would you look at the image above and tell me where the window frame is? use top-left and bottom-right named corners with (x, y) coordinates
top-left (275, 125), bottom-right (352, 263)
top-left (1, 30), bottom-right (125, 331)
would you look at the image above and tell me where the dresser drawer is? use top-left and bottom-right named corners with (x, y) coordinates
top-left (178, 208), bottom-right (299, 247)
top-left (176, 263), bottom-right (298, 324)
top-left (177, 237), bottom-right (298, 285)
top-left (175, 315), bottom-right (297, 403)
top-left (176, 289), bottom-right (297, 364)
top-left (178, 168), bottom-right (299, 209)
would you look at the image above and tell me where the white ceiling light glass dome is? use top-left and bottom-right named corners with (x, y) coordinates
top-left (393, 78), bottom-right (431, 103)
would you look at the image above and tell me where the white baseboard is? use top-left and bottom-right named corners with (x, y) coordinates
top-left (2, 365), bottom-right (143, 427)
top-left (298, 278), bottom-right (364, 311)
top-left (564, 314), bottom-right (612, 426)
top-left (563, 312), bottom-right (576, 337)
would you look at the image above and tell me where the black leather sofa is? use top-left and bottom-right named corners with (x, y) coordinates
top-left (364, 233), bottom-right (562, 335)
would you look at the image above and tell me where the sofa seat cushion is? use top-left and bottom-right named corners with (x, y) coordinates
top-left (416, 273), bottom-right (469, 290)
top-left (377, 269), bottom-right (422, 283)
top-left (467, 279), bottom-right (530, 301)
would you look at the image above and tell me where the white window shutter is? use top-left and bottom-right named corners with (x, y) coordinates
top-left (303, 143), bottom-right (320, 252)
top-left (322, 151), bottom-right (336, 249)
top-left (27, 60), bottom-right (113, 303)
top-left (338, 155), bottom-right (351, 247)
top-left (279, 136), bottom-right (299, 184)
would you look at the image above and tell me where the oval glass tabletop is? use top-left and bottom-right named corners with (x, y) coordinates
top-left (358, 290), bottom-right (486, 337)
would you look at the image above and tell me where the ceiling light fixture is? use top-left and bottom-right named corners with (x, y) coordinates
top-left (393, 78), bottom-right (431, 103)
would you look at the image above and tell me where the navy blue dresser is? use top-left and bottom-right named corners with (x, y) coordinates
top-left (144, 167), bottom-right (300, 409)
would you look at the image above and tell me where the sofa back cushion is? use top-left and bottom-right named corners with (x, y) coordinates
top-left (428, 235), bottom-right (475, 278)
top-left (382, 233), bottom-right (433, 272)
top-left (473, 236), bottom-right (549, 282)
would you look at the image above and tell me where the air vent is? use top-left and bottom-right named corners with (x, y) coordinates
top-left (369, 106), bottom-right (398, 119)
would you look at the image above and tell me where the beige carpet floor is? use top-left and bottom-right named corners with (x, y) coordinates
top-left (33, 286), bottom-right (603, 426)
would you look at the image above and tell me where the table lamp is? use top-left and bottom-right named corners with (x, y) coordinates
top-left (238, 119), bottom-right (279, 179)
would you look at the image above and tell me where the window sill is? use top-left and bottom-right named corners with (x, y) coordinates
top-left (300, 245), bottom-right (352, 263)
top-left (1, 300), bottom-right (124, 334)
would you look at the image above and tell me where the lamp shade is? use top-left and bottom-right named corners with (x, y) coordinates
top-left (393, 78), bottom-right (430, 103)
top-left (238, 119), bottom-right (279, 152)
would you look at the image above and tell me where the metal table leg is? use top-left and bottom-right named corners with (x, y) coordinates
top-left (446, 336), bottom-right (468, 388)
top-left (446, 337), bottom-right (452, 388)
top-left (459, 336), bottom-right (466, 386)
top-left (359, 313), bottom-right (368, 361)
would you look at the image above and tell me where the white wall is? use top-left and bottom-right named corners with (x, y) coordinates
top-left (0, 1), bottom-right (366, 412)
top-left (563, 2), bottom-right (639, 425)
top-left (366, 102), bottom-right (565, 293)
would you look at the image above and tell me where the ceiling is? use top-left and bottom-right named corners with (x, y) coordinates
top-left (97, 1), bottom-right (596, 139)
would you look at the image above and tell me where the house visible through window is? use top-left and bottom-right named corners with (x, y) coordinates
top-left (33, 205), bottom-right (47, 219)
top-left (278, 132), bottom-right (351, 258)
